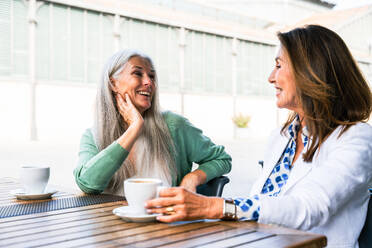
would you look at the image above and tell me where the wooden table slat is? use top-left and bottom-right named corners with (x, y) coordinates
top-left (240, 234), bottom-right (327, 248)
top-left (45, 221), bottom-right (217, 248)
top-left (1, 221), bottom-right (146, 248)
top-left (28, 222), bottom-right (174, 248)
top-left (114, 223), bottom-right (233, 248)
top-left (91, 221), bottom-right (219, 247)
top-left (0, 205), bottom-right (118, 231)
top-left (1, 219), bottom-right (127, 247)
top-left (0, 201), bottom-right (123, 224)
top-left (196, 231), bottom-right (275, 248)
top-left (0, 214), bottom-right (121, 239)
top-left (156, 227), bottom-right (255, 248)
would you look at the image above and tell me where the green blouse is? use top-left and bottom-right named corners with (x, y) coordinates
top-left (74, 111), bottom-right (232, 194)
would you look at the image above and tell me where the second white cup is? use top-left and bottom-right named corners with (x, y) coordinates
top-left (124, 178), bottom-right (163, 215)
top-left (20, 165), bottom-right (50, 194)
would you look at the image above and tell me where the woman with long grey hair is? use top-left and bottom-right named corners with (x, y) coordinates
top-left (74, 49), bottom-right (231, 195)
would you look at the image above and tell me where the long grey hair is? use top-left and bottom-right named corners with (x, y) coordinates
top-left (93, 49), bottom-right (176, 194)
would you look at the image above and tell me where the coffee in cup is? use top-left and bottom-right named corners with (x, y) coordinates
top-left (124, 178), bottom-right (163, 214)
top-left (20, 165), bottom-right (50, 194)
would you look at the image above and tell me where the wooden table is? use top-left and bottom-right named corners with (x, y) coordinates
top-left (0, 178), bottom-right (327, 248)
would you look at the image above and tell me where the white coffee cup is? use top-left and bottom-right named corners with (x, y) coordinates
top-left (124, 178), bottom-right (163, 215)
top-left (20, 165), bottom-right (50, 194)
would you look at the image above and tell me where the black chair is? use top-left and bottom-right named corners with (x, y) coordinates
top-left (359, 189), bottom-right (372, 248)
top-left (196, 176), bottom-right (230, 197)
top-left (258, 160), bottom-right (264, 168)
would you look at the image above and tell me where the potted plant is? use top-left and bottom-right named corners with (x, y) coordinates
top-left (232, 113), bottom-right (251, 138)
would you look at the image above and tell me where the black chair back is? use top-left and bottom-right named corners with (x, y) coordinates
top-left (196, 176), bottom-right (230, 197)
top-left (258, 160), bottom-right (264, 168)
top-left (359, 189), bottom-right (372, 248)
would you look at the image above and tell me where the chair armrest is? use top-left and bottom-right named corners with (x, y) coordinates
top-left (196, 176), bottom-right (230, 197)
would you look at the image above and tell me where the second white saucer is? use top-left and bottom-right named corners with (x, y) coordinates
top-left (113, 206), bottom-right (160, 223)
top-left (10, 188), bottom-right (58, 200)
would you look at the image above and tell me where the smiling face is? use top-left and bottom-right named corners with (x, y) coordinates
top-left (111, 56), bottom-right (156, 114)
top-left (268, 46), bottom-right (302, 114)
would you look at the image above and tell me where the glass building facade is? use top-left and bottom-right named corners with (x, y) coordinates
top-left (0, 0), bottom-right (277, 96)
top-left (0, 0), bottom-right (370, 95)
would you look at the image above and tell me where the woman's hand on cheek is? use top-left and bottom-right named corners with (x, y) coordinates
top-left (115, 93), bottom-right (144, 151)
top-left (116, 93), bottom-right (143, 128)
top-left (145, 187), bottom-right (224, 223)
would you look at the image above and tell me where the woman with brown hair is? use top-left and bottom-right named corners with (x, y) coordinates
top-left (146, 25), bottom-right (372, 248)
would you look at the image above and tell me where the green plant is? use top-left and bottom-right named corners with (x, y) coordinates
top-left (232, 114), bottom-right (251, 128)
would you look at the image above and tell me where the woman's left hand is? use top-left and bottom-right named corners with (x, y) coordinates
top-left (145, 187), bottom-right (223, 223)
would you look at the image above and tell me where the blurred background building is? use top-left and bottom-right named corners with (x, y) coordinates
top-left (0, 0), bottom-right (371, 142)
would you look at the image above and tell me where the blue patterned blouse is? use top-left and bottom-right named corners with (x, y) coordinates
top-left (234, 115), bottom-right (309, 220)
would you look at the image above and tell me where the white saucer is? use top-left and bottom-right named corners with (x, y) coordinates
top-left (113, 206), bottom-right (160, 223)
top-left (10, 188), bottom-right (58, 200)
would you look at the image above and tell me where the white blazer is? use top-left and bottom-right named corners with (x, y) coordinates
top-left (249, 123), bottom-right (372, 248)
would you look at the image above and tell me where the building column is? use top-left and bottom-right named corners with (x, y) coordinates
top-left (27, 0), bottom-right (41, 141)
top-left (179, 27), bottom-right (186, 115)
top-left (113, 14), bottom-right (121, 51)
top-left (231, 37), bottom-right (238, 138)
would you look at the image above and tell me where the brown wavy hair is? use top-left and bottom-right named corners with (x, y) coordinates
top-left (278, 25), bottom-right (372, 162)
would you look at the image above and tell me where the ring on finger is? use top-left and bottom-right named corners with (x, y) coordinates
top-left (165, 206), bottom-right (176, 215)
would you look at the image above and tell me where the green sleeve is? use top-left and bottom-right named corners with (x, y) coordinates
top-left (73, 129), bottom-right (129, 194)
top-left (165, 112), bottom-right (232, 183)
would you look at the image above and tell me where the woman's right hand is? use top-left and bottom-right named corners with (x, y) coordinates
top-left (145, 187), bottom-right (224, 223)
top-left (116, 93), bottom-right (144, 151)
top-left (116, 93), bottom-right (144, 128)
